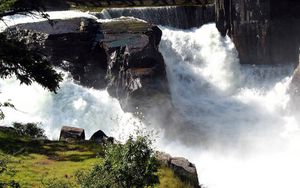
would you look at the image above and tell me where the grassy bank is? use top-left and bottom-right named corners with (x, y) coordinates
top-left (0, 130), bottom-right (192, 188)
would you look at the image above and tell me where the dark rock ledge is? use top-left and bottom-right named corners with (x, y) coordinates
top-left (6, 16), bottom-right (169, 111)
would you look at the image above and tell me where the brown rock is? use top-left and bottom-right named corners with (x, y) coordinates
top-left (59, 126), bottom-right (85, 142)
top-left (156, 152), bottom-right (172, 166)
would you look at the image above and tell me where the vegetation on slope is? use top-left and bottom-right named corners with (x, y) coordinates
top-left (0, 127), bottom-right (191, 188)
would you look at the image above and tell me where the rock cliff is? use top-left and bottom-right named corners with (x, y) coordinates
top-left (6, 16), bottom-right (169, 111)
top-left (215, 0), bottom-right (300, 64)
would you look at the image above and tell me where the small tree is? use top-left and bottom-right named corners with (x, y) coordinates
top-left (76, 136), bottom-right (159, 188)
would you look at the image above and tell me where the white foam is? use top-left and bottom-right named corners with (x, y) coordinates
top-left (0, 10), bottom-right (98, 32)
top-left (159, 24), bottom-right (300, 188)
top-left (0, 72), bottom-right (142, 140)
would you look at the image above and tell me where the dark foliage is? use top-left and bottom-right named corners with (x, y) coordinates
top-left (0, 0), bottom-right (48, 18)
top-left (0, 0), bottom-right (63, 93)
top-left (13, 122), bottom-right (47, 139)
top-left (0, 33), bottom-right (63, 92)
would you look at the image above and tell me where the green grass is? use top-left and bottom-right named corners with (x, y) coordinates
top-left (0, 130), bottom-right (104, 187)
top-left (156, 166), bottom-right (194, 188)
top-left (0, 130), bottom-right (192, 188)
top-left (9, 154), bottom-right (100, 187)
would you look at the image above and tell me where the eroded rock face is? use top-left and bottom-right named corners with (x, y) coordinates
top-left (215, 0), bottom-right (300, 64)
top-left (7, 16), bottom-right (169, 111)
top-left (96, 17), bottom-right (168, 111)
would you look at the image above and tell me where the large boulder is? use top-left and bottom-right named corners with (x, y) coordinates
top-left (59, 126), bottom-right (85, 142)
top-left (156, 152), bottom-right (200, 188)
top-left (170, 157), bottom-right (199, 187)
top-left (89, 130), bottom-right (114, 143)
top-left (90, 130), bottom-right (108, 141)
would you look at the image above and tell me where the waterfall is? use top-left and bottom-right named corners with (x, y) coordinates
top-left (0, 72), bottom-right (142, 140)
top-left (158, 24), bottom-right (300, 188)
top-left (1, 10), bottom-right (300, 188)
top-left (96, 5), bottom-right (215, 29)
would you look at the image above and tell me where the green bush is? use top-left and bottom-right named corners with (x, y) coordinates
top-left (13, 122), bottom-right (47, 139)
top-left (76, 136), bottom-right (159, 188)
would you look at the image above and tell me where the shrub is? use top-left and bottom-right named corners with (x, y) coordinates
top-left (76, 136), bottom-right (159, 188)
top-left (12, 122), bottom-right (47, 139)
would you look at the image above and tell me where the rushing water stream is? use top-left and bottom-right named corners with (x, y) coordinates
top-left (1, 11), bottom-right (300, 188)
top-left (159, 24), bottom-right (299, 188)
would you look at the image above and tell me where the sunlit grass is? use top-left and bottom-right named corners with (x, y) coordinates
top-left (0, 130), bottom-right (192, 187)
top-left (9, 154), bottom-right (100, 187)
top-left (156, 166), bottom-right (194, 188)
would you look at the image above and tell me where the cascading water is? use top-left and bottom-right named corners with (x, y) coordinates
top-left (1, 10), bottom-right (300, 188)
top-left (0, 73), bottom-right (142, 140)
top-left (158, 24), bottom-right (300, 188)
top-left (96, 5), bottom-right (215, 29)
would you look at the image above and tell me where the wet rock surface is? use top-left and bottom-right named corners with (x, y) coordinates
top-left (6, 16), bottom-right (169, 111)
top-left (215, 0), bottom-right (300, 64)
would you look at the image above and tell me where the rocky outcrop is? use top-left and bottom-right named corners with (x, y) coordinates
top-left (156, 152), bottom-right (200, 188)
top-left (95, 17), bottom-right (169, 111)
top-left (7, 16), bottom-right (169, 111)
top-left (215, 0), bottom-right (300, 64)
top-left (59, 126), bottom-right (85, 142)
